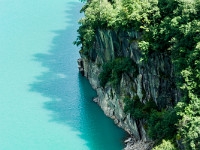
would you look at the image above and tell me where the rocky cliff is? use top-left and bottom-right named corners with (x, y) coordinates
top-left (78, 29), bottom-right (181, 149)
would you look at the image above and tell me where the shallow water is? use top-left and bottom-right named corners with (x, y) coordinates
top-left (0, 0), bottom-right (127, 150)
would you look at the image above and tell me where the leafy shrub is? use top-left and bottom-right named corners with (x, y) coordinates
top-left (124, 96), bottom-right (158, 120)
top-left (99, 57), bottom-right (138, 87)
top-left (176, 93), bottom-right (200, 150)
top-left (123, 97), bottom-right (135, 114)
top-left (124, 96), bottom-right (178, 140)
top-left (147, 109), bottom-right (178, 140)
top-left (153, 140), bottom-right (177, 150)
top-left (124, 95), bottom-right (148, 119)
top-left (142, 98), bottom-right (158, 113)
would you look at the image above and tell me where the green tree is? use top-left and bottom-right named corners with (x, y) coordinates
top-left (153, 140), bottom-right (177, 150)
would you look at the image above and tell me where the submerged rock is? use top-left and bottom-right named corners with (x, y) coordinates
top-left (93, 97), bottom-right (99, 103)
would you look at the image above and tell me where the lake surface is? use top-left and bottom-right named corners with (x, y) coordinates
top-left (0, 0), bottom-right (127, 149)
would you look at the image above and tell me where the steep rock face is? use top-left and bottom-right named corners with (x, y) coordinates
top-left (79, 29), bottom-right (180, 141)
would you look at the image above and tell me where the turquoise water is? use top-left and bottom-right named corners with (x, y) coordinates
top-left (0, 0), bottom-right (127, 150)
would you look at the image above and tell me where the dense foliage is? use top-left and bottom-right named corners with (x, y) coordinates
top-left (99, 57), bottom-right (138, 87)
top-left (124, 97), bottom-right (157, 120)
top-left (153, 140), bottom-right (177, 150)
top-left (147, 109), bottom-right (178, 140)
top-left (76, 0), bottom-right (200, 149)
top-left (176, 93), bottom-right (200, 149)
top-left (124, 97), bottom-right (178, 140)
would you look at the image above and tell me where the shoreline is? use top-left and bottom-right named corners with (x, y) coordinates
top-left (93, 96), bottom-right (154, 150)
top-left (78, 58), bottom-right (153, 150)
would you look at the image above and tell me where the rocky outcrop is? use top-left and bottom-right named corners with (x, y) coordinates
top-left (124, 137), bottom-right (154, 150)
top-left (77, 58), bottom-right (84, 76)
top-left (79, 29), bottom-right (181, 149)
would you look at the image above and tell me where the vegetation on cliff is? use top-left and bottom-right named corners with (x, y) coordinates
top-left (124, 96), bottom-right (178, 141)
top-left (99, 58), bottom-right (138, 87)
top-left (75, 0), bottom-right (200, 149)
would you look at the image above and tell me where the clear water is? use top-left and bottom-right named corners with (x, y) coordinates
top-left (0, 0), bottom-right (127, 150)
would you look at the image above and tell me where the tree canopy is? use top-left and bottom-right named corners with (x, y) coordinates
top-left (75, 0), bottom-right (200, 149)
